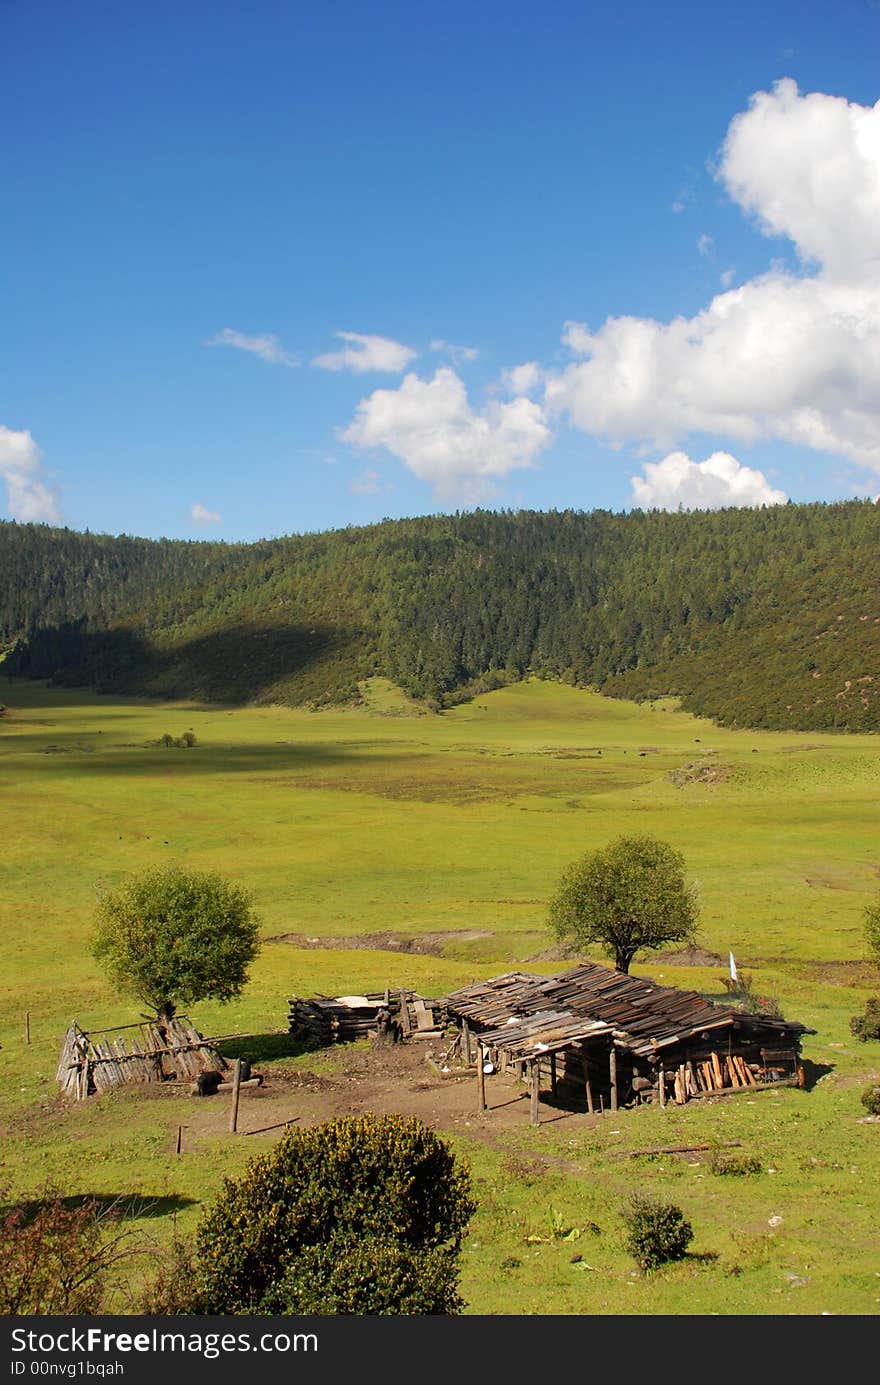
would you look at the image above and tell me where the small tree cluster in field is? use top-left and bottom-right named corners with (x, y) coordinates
top-left (860, 1084), bottom-right (880, 1116)
top-left (0, 1185), bottom-right (139, 1315)
top-left (622, 1194), bottom-right (693, 1271)
top-left (850, 998), bottom-right (880, 1042)
top-left (155, 731), bottom-right (197, 748)
top-left (144, 1114), bottom-right (475, 1315)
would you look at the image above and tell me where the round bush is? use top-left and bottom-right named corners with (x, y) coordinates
top-left (195, 1113), bottom-right (475, 1313)
top-left (260, 1240), bottom-right (464, 1315)
top-left (622, 1194), bottom-right (693, 1271)
top-left (860, 1084), bottom-right (880, 1115)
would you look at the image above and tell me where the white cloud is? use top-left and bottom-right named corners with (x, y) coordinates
top-left (0, 426), bottom-right (62, 524)
top-left (501, 361), bottom-right (543, 395)
top-left (719, 77), bottom-right (880, 278)
top-left (720, 268), bottom-right (736, 289)
top-left (697, 233), bottom-right (715, 260)
top-left (349, 467), bottom-right (381, 495)
top-left (312, 331), bottom-right (417, 374)
top-left (204, 328), bottom-right (298, 367)
top-left (546, 273), bottom-right (880, 467)
top-left (429, 339), bottom-right (480, 366)
top-left (191, 503), bottom-right (221, 524)
top-left (630, 450), bottom-right (787, 510)
top-left (545, 82), bottom-right (880, 477)
top-left (341, 367), bottom-right (552, 504)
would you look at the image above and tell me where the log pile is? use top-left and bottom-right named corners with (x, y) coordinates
top-left (56, 1018), bottom-right (227, 1099)
top-left (288, 989), bottom-right (444, 1046)
top-left (665, 1048), bottom-right (798, 1102)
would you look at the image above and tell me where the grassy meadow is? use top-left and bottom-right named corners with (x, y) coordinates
top-left (1, 674), bottom-right (879, 1315)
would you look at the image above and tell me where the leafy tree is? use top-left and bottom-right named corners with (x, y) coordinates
top-left (865, 900), bottom-right (880, 967)
top-left (92, 865), bottom-right (260, 1021)
top-left (548, 833), bottom-right (698, 973)
top-left (188, 1114), bottom-right (476, 1314)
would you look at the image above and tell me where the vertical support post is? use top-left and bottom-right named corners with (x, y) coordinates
top-left (462, 1019), bottom-right (472, 1064)
top-left (658, 1068), bottom-right (666, 1108)
top-left (25, 1011), bottom-right (30, 1045)
top-left (530, 1059), bottom-right (540, 1126)
top-left (550, 1051), bottom-right (557, 1098)
top-left (609, 1044), bottom-right (618, 1113)
top-left (398, 989), bottom-right (412, 1037)
top-left (476, 1044), bottom-right (487, 1112)
top-left (176, 1124), bottom-right (183, 1155)
top-left (581, 1054), bottom-right (594, 1114)
top-left (229, 1058), bottom-right (242, 1134)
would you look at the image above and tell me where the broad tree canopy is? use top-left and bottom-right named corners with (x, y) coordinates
top-left (548, 833), bottom-right (698, 974)
top-left (92, 864), bottom-right (261, 1020)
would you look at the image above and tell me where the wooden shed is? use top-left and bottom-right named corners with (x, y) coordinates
top-left (442, 963), bottom-right (813, 1123)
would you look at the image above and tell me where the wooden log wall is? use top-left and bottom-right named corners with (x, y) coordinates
top-left (288, 991), bottom-right (444, 1046)
top-left (56, 1019), bottom-right (227, 1099)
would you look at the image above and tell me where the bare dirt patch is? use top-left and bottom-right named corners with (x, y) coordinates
top-left (265, 929), bottom-right (492, 956)
top-left (181, 1040), bottom-right (601, 1146)
top-left (652, 945), bottom-right (724, 966)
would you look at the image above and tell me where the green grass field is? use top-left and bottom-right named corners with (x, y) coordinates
top-left (1, 675), bottom-right (879, 1314)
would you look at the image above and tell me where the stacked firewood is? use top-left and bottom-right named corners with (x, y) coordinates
top-left (666, 1051), bottom-right (762, 1103)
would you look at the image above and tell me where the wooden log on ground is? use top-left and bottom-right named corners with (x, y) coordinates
top-left (711, 1051), bottom-right (724, 1088)
top-left (216, 1076), bottom-right (263, 1093)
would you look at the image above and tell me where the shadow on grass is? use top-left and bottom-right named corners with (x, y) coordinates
top-left (798, 1057), bottom-right (835, 1091)
top-left (1, 1193), bottom-right (197, 1224)
top-left (215, 1032), bottom-right (316, 1065)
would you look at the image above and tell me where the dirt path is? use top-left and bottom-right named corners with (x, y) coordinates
top-left (184, 1041), bottom-right (602, 1144)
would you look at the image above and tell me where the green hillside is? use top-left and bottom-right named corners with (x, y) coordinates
top-left (2, 501), bottom-right (878, 730)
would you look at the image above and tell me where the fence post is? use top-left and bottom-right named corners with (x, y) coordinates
top-left (229, 1058), bottom-right (242, 1133)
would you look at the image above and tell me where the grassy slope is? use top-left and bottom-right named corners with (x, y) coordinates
top-left (0, 676), bottom-right (878, 1314)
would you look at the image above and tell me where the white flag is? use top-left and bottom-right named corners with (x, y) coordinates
top-left (729, 951), bottom-right (739, 983)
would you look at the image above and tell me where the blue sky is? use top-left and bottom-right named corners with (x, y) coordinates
top-left (2, 0), bottom-right (879, 541)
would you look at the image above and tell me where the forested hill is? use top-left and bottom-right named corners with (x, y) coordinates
top-left (1, 502), bottom-right (878, 732)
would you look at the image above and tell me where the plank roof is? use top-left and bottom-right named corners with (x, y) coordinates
top-left (444, 962), bottom-right (811, 1058)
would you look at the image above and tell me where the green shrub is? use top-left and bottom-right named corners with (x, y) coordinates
top-left (622, 1194), bottom-right (693, 1271)
top-left (0, 1185), bottom-right (138, 1315)
top-left (850, 998), bottom-right (880, 1042)
top-left (860, 1084), bottom-right (880, 1115)
top-left (709, 1150), bottom-right (762, 1176)
top-left (194, 1114), bottom-right (475, 1313)
top-left (260, 1240), bottom-right (464, 1315)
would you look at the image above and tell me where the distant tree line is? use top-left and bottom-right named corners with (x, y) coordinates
top-left (2, 500), bottom-right (878, 730)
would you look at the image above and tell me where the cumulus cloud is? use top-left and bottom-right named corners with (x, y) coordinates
top-left (312, 331), bottom-right (417, 374)
top-left (545, 81), bottom-right (880, 477)
top-left (630, 450), bottom-right (787, 510)
top-left (191, 503), bottom-right (221, 524)
top-left (719, 77), bottom-right (880, 278)
top-left (546, 273), bottom-right (880, 467)
top-left (341, 367), bottom-right (552, 504)
top-left (0, 426), bottom-right (62, 524)
top-left (204, 328), bottom-right (298, 367)
top-left (501, 361), bottom-right (543, 395)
